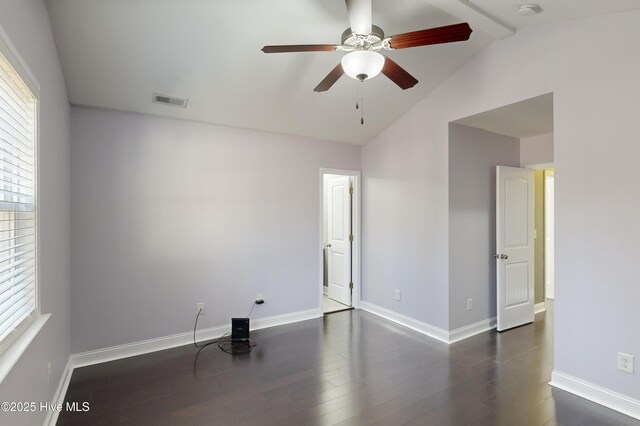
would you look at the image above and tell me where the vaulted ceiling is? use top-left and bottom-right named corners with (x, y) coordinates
top-left (454, 93), bottom-right (553, 139)
top-left (46, 1), bottom-right (640, 144)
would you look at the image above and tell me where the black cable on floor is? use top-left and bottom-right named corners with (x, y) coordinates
top-left (192, 304), bottom-right (258, 354)
top-left (193, 308), bottom-right (218, 349)
top-left (217, 332), bottom-right (256, 355)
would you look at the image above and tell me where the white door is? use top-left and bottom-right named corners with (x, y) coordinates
top-left (496, 166), bottom-right (535, 332)
top-left (545, 174), bottom-right (555, 299)
top-left (327, 176), bottom-right (352, 306)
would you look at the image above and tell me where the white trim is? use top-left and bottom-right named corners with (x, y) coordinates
top-left (0, 23), bottom-right (40, 96)
top-left (0, 23), bottom-right (42, 370)
top-left (360, 302), bottom-right (449, 344)
top-left (535, 302), bottom-right (546, 314)
top-left (319, 168), bottom-right (361, 312)
top-left (0, 314), bottom-right (49, 384)
top-left (251, 308), bottom-right (321, 332)
top-left (360, 302), bottom-right (497, 344)
top-left (449, 317), bottom-right (496, 344)
top-left (544, 172), bottom-right (555, 300)
top-left (550, 370), bottom-right (640, 420)
top-left (43, 308), bottom-right (321, 425)
top-left (525, 162), bottom-right (555, 171)
top-left (71, 308), bottom-right (320, 368)
top-left (72, 324), bottom-right (226, 368)
top-left (43, 357), bottom-right (74, 426)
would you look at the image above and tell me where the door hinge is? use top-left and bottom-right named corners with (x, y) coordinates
top-left (349, 234), bottom-right (353, 242)
top-left (349, 282), bottom-right (353, 289)
top-left (349, 186), bottom-right (353, 195)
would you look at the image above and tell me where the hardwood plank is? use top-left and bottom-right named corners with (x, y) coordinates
top-left (57, 304), bottom-right (640, 426)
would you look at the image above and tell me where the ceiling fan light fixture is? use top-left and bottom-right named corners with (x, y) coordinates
top-left (341, 51), bottom-right (384, 82)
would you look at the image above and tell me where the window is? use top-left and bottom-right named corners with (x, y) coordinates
top-left (0, 45), bottom-right (37, 353)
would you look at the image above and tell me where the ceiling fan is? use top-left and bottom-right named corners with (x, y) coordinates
top-left (261, 0), bottom-right (473, 92)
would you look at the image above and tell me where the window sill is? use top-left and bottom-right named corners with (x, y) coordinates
top-left (0, 313), bottom-right (51, 384)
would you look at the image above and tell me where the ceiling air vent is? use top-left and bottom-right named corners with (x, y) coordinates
top-left (153, 93), bottom-right (188, 108)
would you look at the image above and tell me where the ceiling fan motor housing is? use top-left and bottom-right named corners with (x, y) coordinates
top-left (341, 25), bottom-right (385, 49)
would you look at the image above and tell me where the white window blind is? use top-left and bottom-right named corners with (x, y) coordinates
top-left (0, 48), bottom-right (37, 350)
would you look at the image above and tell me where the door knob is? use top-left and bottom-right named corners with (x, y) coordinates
top-left (326, 244), bottom-right (331, 248)
top-left (500, 254), bottom-right (509, 260)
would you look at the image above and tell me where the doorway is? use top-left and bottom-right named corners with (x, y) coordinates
top-left (449, 93), bottom-right (554, 333)
top-left (320, 169), bottom-right (360, 314)
top-left (526, 164), bottom-right (555, 311)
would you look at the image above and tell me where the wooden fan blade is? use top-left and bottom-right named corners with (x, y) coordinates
top-left (261, 44), bottom-right (338, 53)
top-left (389, 23), bottom-right (472, 50)
top-left (314, 63), bottom-right (344, 92)
top-left (345, 0), bottom-right (372, 35)
top-left (382, 57), bottom-right (418, 90)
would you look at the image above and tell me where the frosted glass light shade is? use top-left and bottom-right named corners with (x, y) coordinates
top-left (341, 51), bottom-right (384, 81)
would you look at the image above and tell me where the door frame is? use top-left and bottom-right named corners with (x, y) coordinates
top-left (525, 163), bottom-right (554, 171)
top-left (544, 171), bottom-right (555, 300)
top-left (319, 168), bottom-right (361, 310)
top-left (525, 162), bottom-right (555, 310)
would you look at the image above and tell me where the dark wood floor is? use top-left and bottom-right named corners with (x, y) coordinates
top-left (59, 304), bottom-right (640, 425)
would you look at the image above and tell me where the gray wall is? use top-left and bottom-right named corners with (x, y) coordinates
top-left (362, 11), bottom-right (640, 399)
top-left (448, 124), bottom-right (520, 330)
top-left (70, 107), bottom-right (360, 353)
top-left (361, 110), bottom-right (450, 329)
top-left (521, 133), bottom-right (554, 166)
top-left (0, 0), bottom-right (71, 425)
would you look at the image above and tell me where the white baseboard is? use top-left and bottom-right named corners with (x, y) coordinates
top-left (360, 301), bottom-right (496, 344)
top-left (71, 308), bottom-right (320, 368)
top-left (251, 308), bottom-right (321, 333)
top-left (71, 323), bottom-right (229, 368)
top-left (43, 357), bottom-right (74, 426)
top-left (359, 301), bottom-right (449, 344)
top-left (535, 302), bottom-right (546, 314)
top-left (43, 308), bottom-right (321, 425)
top-left (449, 317), bottom-right (496, 344)
top-left (550, 370), bottom-right (640, 420)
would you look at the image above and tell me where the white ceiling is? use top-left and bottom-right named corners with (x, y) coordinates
top-left (471, 0), bottom-right (640, 29)
top-left (453, 93), bottom-right (553, 139)
top-left (45, 1), bottom-right (640, 145)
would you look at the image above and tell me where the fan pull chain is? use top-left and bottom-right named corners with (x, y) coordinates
top-left (352, 81), bottom-right (366, 125)
top-left (360, 81), bottom-right (365, 125)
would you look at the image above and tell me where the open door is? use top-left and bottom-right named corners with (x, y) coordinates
top-left (326, 176), bottom-right (352, 306)
top-left (496, 166), bottom-right (535, 332)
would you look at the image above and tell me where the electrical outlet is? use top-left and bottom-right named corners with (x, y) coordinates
top-left (196, 303), bottom-right (205, 314)
top-left (618, 353), bottom-right (634, 374)
top-left (394, 290), bottom-right (401, 301)
top-left (467, 298), bottom-right (473, 311)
